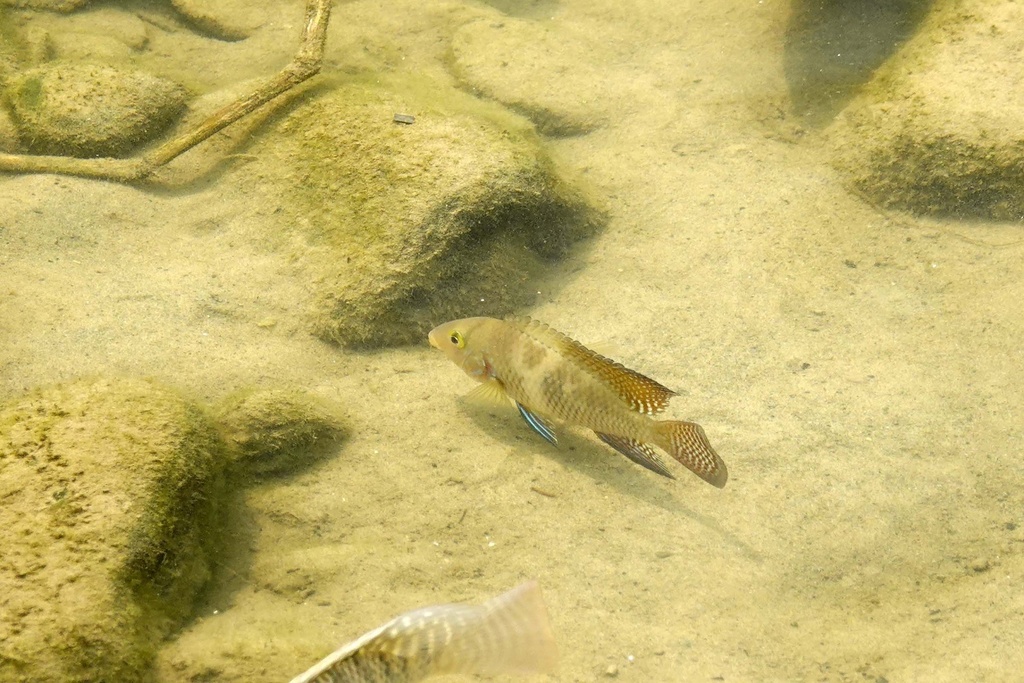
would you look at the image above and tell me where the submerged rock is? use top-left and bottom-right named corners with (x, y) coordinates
top-left (782, 0), bottom-right (931, 127)
top-left (0, 378), bottom-right (226, 683)
top-left (0, 0), bottom-right (89, 11)
top-left (826, 1), bottom-right (1024, 221)
top-left (216, 389), bottom-right (348, 477)
top-left (0, 12), bottom-right (33, 86)
top-left (5, 63), bottom-right (187, 158)
top-left (170, 0), bottom-right (265, 42)
top-left (244, 72), bottom-right (604, 348)
top-left (0, 378), bottom-right (346, 682)
top-left (449, 17), bottom-right (615, 136)
top-left (44, 8), bottom-right (151, 63)
top-left (0, 105), bottom-right (17, 152)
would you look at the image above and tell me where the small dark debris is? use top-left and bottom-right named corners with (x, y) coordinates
top-left (393, 113), bottom-right (416, 125)
top-left (970, 557), bottom-right (991, 573)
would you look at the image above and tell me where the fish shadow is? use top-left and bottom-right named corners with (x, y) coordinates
top-left (460, 400), bottom-right (759, 560)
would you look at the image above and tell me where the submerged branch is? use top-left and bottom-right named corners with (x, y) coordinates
top-left (0, 0), bottom-right (333, 183)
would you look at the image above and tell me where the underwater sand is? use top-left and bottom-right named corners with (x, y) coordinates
top-left (2, 0), bottom-right (1023, 681)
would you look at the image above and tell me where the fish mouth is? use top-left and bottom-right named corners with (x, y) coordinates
top-left (427, 328), bottom-right (442, 349)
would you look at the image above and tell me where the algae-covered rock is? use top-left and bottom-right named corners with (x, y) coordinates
top-left (216, 389), bottom-right (348, 477)
top-left (826, 1), bottom-right (1024, 221)
top-left (245, 72), bottom-right (604, 348)
top-left (45, 9), bottom-right (150, 63)
top-left (449, 16), bottom-right (615, 136)
top-left (170, 0), bottom-right (265, 41)
top-left (0, 377), bottom-right (226, 683)
top-left (782, 0), bottom-right (930, 128)
top-left (5, 62), bottom-right (187, 157)
top-left (0, 0), bottom-right (89, 11)
top-left (0, 10), bottom-right (25, 83)
top-left (0, 104), bottom-right (17, 152)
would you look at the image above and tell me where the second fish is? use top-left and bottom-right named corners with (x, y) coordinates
top-left (429, 317), bottom-right (728, 487)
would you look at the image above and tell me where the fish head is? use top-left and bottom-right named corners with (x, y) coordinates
top-left (428, 317), bottom-right (493, 379)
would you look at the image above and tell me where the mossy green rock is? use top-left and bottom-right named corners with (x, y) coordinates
top-left (450, 16), bottom-right (613, 136)
top-left (245, 72), bottom-right (604, 348)
top-left (169, 0), bottom-right (263, 41)
top-left (216, 389), bottom-right (348, 477)
top-left (0, 104), bottom-right (16, 153)
top-left (826, 1), bottom-right (1024, 221)
top-left (5, 62), bottom-right (187, 157)
top-left (0, 0), bottom-right (88, 10)
top-left (0, 378), bottom-right (226, 683)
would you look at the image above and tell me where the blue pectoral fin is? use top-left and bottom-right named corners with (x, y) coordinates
top-left (515, 402), bottom-right (558, 446)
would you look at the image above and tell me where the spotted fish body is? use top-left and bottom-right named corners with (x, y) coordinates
top-left (289, 581), bottom-right (556, 683)
top-left (428, 316), bottom-right (728, 487)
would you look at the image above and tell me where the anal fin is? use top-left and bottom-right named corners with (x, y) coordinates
top-left (595, 433), bottom-right (675, 479)
top-left (516, 402), bottom-right (558, 446)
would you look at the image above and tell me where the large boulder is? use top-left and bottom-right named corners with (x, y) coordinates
top-left (4, 62), bottom-right (188, 158)
top-left (242, 72), bottom-right (604, 348)
top-left (826, 0), bottom-right (1024, 221)
top-left (0, 378), bottom-right (226, 683)
top-left (0, 378), bottom-right (349, 682)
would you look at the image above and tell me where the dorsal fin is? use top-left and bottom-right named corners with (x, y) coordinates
top-left (508, 317), bottom-right (676, 415)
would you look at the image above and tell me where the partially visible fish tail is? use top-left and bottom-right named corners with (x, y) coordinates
top-left (437, 580), bottom-right (558, 676)
top-left (653, 420), bottom-right (728, 487)
top-left (289, 581), bottom-right (557, 683)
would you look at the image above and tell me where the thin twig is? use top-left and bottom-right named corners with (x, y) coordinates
top-left (0, 0), bottom-right (332, 183)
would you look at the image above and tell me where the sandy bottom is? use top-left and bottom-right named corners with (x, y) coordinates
top-left (2, 0), bottom-right (1023, 681)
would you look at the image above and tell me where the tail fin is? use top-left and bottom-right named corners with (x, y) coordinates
top-left (433, 580), bottom-right (558, 676)
top-left (290, 581), bottom-right (557, 683)
top-left (654, 420), bottom-right (728, 488)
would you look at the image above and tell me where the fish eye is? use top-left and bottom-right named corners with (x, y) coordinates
top-left (449, 331), bottom-right (465, 348)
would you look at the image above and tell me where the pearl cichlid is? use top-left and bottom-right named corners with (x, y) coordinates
top-left (428, 316), bottom-right (728, 487)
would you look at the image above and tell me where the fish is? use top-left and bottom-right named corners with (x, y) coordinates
top-left (428, 316), bottom-right (727, 487)
top-left (289, 581), bottom-right (557, 683)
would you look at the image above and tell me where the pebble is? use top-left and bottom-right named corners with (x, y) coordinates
top-left (970, 557), bottom-right (991, 573)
